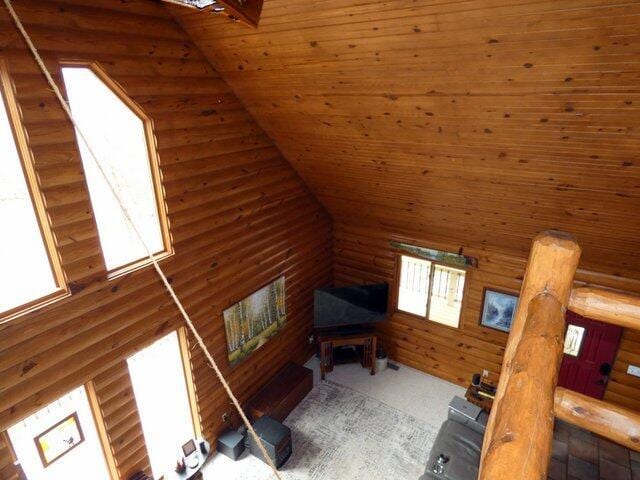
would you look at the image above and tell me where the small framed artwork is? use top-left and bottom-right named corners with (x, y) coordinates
top-left (563, 324), bottom-right (586, 357)
top-left (182, 439), bottom-right (196, 457)
top-left (34, 412), bottom-right (85, 467)
top-left (480, 288), bottom-right (519, 333)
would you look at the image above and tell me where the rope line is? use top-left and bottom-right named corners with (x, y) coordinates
top-left (2, 1), bottom-right (282, 478)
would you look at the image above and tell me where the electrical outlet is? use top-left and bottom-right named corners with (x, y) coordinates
top-left (222, 412), bottom-right (231, 423)
top-left (308, 335), bottom-right (314, 344)
top-left (482, 369), bottom-right (489, 377)
top-left (627, 365), bottom-right (640, 378)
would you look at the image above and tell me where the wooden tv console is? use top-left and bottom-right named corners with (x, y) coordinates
top-left (246, 362), bottom-right (313, 422)
top-left (317, 330), bottom-right (377, 380)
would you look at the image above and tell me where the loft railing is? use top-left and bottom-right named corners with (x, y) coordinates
top-left (478, 231), bottom-right (640, 479)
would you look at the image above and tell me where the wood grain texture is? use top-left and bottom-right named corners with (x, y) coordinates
top-left (171, 0), bottom-right (640, 278)
top-left (0, 433), bottom-right (17, 480)
top-left (0, 1), bottom-right (331, 475)
top-left (332, 222), bottom-right (640, 412)
top-left (481, 293), bottom-right (565, 480)
top-left (570, 287), bottom-right (640, 330)
top-left (555, 386), bottom-right (640, 452)
top-left (481, 231), bottom-right (581, 479)
top-left (91, 363), bottom-right (150, 480)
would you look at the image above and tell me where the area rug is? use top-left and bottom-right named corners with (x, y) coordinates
top-left (204, 381), bottom-right (437, 480)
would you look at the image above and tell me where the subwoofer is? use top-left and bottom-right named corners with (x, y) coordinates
top-left (248, 416), bottom-right (292, 469)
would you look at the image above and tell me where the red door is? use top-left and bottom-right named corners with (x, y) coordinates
top-left (558, 311), bottom-right (622, 399)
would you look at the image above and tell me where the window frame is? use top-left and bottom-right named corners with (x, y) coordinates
top-left (126, 327), bottom-right (201, 477)
top-left (393, 252), bottom-right (468, 329)
top-left (60, 61), bottom-right (173, 279)
top-left (0, 60), bottom-right (68, 323)
top-left (7, 383), bottom-right (117, 480)
top-left (177, 327), bottom-right (202, 438)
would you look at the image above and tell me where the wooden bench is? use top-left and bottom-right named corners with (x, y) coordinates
top-left (246, 362), bottom-right (313, 422)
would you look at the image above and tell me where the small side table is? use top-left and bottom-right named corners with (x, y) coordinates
top-left (317, 330), bottom-right (377, 380)
top-left (164, 439), bottom-right (211, 480)
top-left (465, 385), bottom-right (494, 412)
top-left (464, 371), bottom-right (499, 412)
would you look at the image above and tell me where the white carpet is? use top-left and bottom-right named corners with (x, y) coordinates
top-left (304, 358), bottom-right (464, 427)
top-left (203, 359), bottom-right (464, 480)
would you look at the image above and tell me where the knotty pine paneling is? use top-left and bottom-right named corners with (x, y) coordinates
top-left (333, 222), bottom-right (640, 412)
top-left (0, 434), bottom-right (17, 480)
top-left (171, 0), bottom-right (640, 278)
top-left (0, 0), bottom-right (331, 475)
top-left (92, 363), bottom-right (150, 480)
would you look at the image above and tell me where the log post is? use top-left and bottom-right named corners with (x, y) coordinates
top-left (479, 231), bottom-right (581, 479)
top-left (479, 293), bottom-right (565, 479)
top-left (569, 287), bottom-right (640, 330)
top-left (555, 387), bottom-right (640, 451)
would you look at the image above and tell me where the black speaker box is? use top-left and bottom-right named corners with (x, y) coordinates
top-left (217, 429), bottom-right (245, 461)
top-left (248, 416), bottom-right (292, 469)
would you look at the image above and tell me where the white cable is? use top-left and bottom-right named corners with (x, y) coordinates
top-left (2, 1), bottom-right (283, 478)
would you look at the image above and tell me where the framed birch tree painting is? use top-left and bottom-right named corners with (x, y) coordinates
top-left (223, 276), bottom-right (286, 366)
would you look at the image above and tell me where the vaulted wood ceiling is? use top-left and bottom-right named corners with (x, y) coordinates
top-left (170, 0), bottom-right (640, 276)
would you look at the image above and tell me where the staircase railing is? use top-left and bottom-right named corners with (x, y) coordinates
top-left (478, 231), bottom-right (640, 479)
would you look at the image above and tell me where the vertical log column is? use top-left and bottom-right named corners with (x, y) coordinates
top-left (479, 231), bottom-right (581, 480)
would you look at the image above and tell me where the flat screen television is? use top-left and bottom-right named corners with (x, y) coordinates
top-left (314, 283), bottom-right (388, 329)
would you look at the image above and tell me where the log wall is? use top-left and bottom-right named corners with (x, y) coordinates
top-left (333, 222), bottom-right (640, 412)
top-left (0, 434), bottom-right (17, 480)
top-left (92, 363), bottom-right (150, 480)
top-left (0, 1), bottom-right (331, 477)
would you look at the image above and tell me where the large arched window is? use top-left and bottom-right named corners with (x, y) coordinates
top-left (0, 62), bottom-right (66, 320)
top-left (61, 64), bottom-right (171, 275)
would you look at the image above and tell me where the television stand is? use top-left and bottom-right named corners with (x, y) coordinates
top-left (316, 330), bottom-right (377, 380)
top-left (322, 324), bottom-right (375, 337)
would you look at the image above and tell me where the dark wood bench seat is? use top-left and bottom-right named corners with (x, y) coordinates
top-left (246, 362), bottom-right (313, 422)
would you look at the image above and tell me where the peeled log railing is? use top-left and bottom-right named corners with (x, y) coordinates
top-left (479, 231), bottom-right (640, 479)
top-left (555, 387), bottom-right (640, 451)
top-left (479, 293), bottom-right (566, 479)
top-left (569, 287), bottom-right (640, 330)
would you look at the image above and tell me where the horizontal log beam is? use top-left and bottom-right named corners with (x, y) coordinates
top-left (569, 287), bottom-right (640, 330)
top-left (555, 387), bottom-right (640, 452)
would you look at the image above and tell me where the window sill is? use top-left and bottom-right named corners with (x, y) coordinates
top-left (393, 309), bottom-right (461, 330)
top-left (106, 250), bottom-right (174, 281)
top-left (0, 287), bottom-right (71, 326)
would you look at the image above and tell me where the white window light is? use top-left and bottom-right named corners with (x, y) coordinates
top-left (0, 63), bottom-right (64, 318)
top-left (127, 331), bottom-right (196, 478)
top-left (61, 65), bottom-right (170, 274)
top-left (7, 386), bottom-right (111, 480)
top-left (397, 255), bottom-right (466, 328)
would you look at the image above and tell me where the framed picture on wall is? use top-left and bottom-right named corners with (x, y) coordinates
top-left (33, 412), bottom-right (85, 467)
top-left (223, 276), bottom-right (286, 367)
top-left (479, 288), bottom-right (519, 333)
